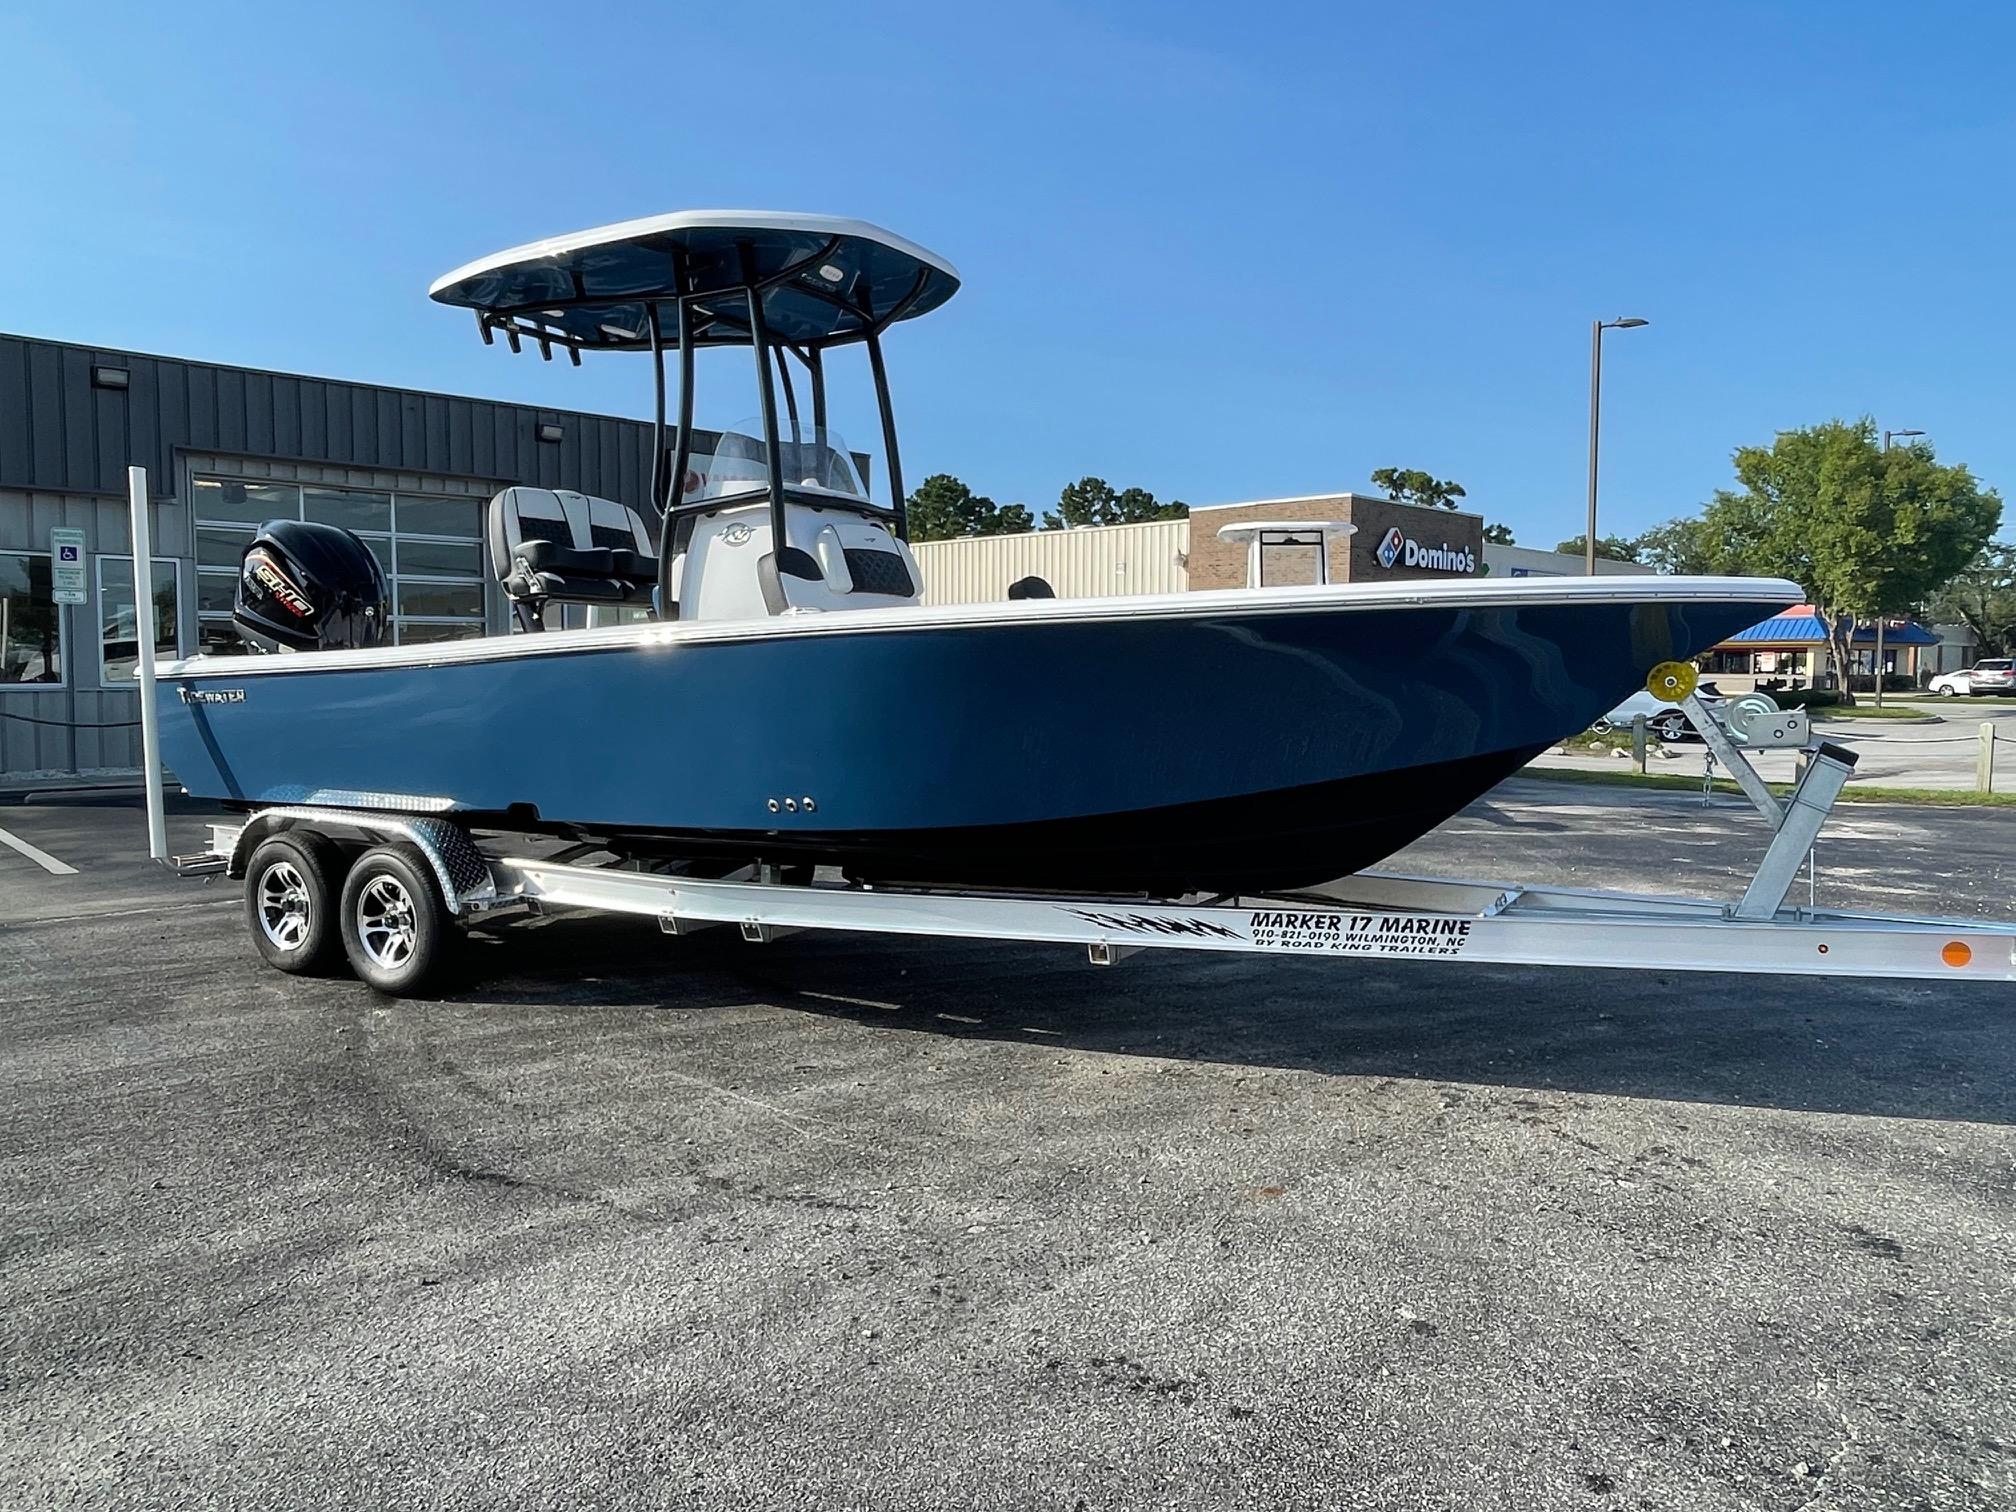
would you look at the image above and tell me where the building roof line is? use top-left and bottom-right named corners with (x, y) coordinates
top-left (0, 328), bottom-right (656, 433)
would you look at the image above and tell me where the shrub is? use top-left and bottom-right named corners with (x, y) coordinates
top-left (1771, 688), bottom-right (1843, 710)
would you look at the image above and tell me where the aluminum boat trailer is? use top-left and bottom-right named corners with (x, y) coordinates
top-left (166, 762), bottom-right (2016, 996)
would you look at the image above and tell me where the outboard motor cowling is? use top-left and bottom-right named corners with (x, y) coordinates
top-left (233, 519), bottom-right (389, 653)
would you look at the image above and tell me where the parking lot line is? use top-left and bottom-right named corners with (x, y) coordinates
top-left (0, 824), bottom-right (79, 876)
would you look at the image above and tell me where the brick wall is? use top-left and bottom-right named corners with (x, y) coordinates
top-left (1187, 494), bottom-right (1483, 588)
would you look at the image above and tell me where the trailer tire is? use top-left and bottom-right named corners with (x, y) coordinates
top-left (245, 832), bottom-right (345, 975)
top-left (339, 843), bottom-right (451, 997)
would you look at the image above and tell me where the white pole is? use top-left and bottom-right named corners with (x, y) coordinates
top-left (128, 465), bottom-right (167, 864)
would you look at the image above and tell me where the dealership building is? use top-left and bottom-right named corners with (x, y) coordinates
top-left (911, 494), bottom-right (1651, 605)
top-left (0, 332), bottom-right (665, 785)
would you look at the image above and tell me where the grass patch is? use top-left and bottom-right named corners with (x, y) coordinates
top-left (1558, 728), bottom-right (1645, 753)
top-left (1521, 765), bottom-right (2016, 806)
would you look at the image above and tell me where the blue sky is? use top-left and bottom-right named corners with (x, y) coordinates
top-left (4, 1), bottom-right (2009, 546)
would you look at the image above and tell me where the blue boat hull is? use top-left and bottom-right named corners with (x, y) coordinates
top-left (158, 594), bottom-right (1783, 893)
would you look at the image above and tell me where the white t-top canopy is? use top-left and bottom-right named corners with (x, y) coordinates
top-left (428, 210), bottom-right (961, 353)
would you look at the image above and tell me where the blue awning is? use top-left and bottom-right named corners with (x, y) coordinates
top-left (1721, 614), bottom-right (1941, 646)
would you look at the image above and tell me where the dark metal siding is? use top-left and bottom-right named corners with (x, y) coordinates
top-left (0, 333), bottom-right (659, 511)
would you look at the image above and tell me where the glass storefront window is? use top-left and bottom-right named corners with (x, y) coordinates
top-left (395, 539), bottom-right (483, 576)
top-left (198, 621), bottom-right (250, 657)
top-left (304, 486), bottom-right (392, 533)
top-left (396, 620), bottom-right (487, 645)
top-left (191, 477), bottom-right (298, 525)
top-left (1, 553), bottom-right (62, 685)
top-left (196, 525), bottom-right (254, 567)
top-left (196, 573), bottom-right (238, 615)
top-left (397, 582), bottom-right (483, 619)
top-left (191, 475), bottom-right (496, 652)
top-left (99, 558), bottom-right (181, 682)
top-left (397, 496), bottom-right (484, 536)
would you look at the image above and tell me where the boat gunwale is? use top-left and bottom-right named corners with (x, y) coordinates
top-left (157, 574), bottom-right (1802, 681)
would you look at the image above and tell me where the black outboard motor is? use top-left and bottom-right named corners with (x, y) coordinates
top-left (233, 519), bottom-right (389, 653)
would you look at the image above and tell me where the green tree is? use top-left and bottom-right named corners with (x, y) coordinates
top-left (1631, 516), bottom-right (1717, 575)
top-left (1699, 420), bottom-right (2001, 695)
top-left (1924, 543), bottom-right (2016, 658)
top-left (1552, 533), bottom-right (1642, 563)
top-left (1370, 468), bottom-right (1467, 510)
top-left (1482, 523), bottom-right (1515, 545)
top-left (906, 473), bottom-right (1036, 542)
top-left (1041, 476), bottom-right (1188, 530)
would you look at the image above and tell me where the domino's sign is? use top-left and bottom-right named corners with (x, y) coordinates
top-left (1373, 525), bottom-right (1476, 575)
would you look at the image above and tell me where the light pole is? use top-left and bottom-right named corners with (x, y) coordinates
top-left (1870, 428), bottom-right (1927, 706)
top-left (1586, 317), bottom-right (1649, 575)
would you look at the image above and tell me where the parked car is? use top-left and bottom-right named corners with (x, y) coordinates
top-left (1591, 683), bottom-right (1729, 742)
top-left (1928, 659), bottom-right (2016, 696)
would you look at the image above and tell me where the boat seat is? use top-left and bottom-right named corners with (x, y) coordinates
top-left (487, 486), bottom-right (659, 625)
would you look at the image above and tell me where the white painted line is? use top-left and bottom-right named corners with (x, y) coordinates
top-left (0, 824), bottom-right (79, 876)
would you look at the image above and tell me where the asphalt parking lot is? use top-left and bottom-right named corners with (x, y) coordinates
top-left (3, 786), bottom-right (2013, 1511)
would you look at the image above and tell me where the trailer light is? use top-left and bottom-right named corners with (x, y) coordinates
top-left (1942, 940), bottom-right (1973, 968)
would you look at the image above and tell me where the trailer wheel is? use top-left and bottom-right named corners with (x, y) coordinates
top-left (339, 843), bottom-right (451, 996)
top-left (244, 832), bottom-right (345, 975)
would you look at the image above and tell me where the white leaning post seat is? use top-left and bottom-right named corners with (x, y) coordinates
top-left (487, 486), bottom-right (658, 625)
top-left (671, 501), bottom-right (924, 621)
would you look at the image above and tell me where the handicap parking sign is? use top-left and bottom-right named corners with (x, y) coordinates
top-left (50, 527), bottom-right (87, 605)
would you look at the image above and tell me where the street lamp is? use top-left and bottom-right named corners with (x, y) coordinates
top-left (1870, 427), bottom-right (1929, 705)
top-left (1586, 317), bottom-right (1650, 575)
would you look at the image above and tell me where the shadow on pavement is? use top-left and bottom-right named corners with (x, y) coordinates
top-left (459, 911), bottom-right (2016, 1127)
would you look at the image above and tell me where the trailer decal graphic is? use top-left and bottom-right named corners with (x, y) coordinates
top-left (1247, 911), bottom-right (1475, 956)
top-left (1060, 908), bottom-right (1244, 941)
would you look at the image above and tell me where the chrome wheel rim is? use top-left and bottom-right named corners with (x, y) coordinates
top-left (356, 875), bottom-right (417, 970)
top-left (256, 861), bottom-right (311, 951)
